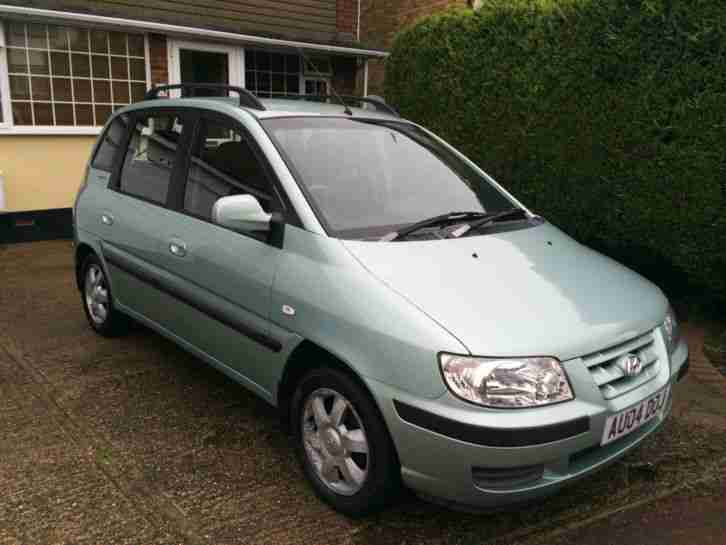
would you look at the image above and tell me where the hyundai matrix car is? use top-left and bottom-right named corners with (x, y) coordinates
top-left (74, 84), bottom-right (689, 516)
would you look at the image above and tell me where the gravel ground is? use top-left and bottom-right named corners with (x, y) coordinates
top-left (1, 240), bottom-right (725, 545)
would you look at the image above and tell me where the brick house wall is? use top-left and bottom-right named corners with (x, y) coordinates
top-left (337, 0), bottom-right (358, 42)
top-left (149, 34), bottom-right (168, 87)
top-left (361, 0), bottom-right (468, 95)
top-left (6, 0), bottom-right (340, 44)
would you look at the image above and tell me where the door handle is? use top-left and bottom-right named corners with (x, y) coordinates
top-left (168, 240), bottom-right (187, 258)
top-left (101, 213), bottom-right (114, 226)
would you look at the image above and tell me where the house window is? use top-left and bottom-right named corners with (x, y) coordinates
top-left (244, 50), bottom-right (301, 98)
top-left (302, 55), bottom-right (331, 98)
top-left (303, 56), bottom-right (332, 78)
top-left (4, 22), bottom-right (147, 127)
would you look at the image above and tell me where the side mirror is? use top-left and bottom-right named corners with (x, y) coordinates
top-left (212, 194), bottom-right (271, 232)
top-left (212, 194), bottom-right (285, 248)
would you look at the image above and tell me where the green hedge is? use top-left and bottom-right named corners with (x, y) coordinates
top-left (386, 0), bottom-right (726, 304)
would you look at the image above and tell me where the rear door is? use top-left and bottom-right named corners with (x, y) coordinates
top-left (150, 111), bottom-right (288, 397)
top-left (100, 107), bottom-right (196, 328)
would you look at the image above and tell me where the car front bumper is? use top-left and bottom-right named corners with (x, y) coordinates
top-left (367, 337), bottom-right (689, 510)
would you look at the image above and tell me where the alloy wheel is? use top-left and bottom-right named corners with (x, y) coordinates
top-left (84, 264), bottom-right (109, 325)
top-left (301, 388), bottom-right (370, 496)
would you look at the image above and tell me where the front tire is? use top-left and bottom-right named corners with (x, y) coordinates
top-left (291, 367), bottom-right (401, 516)
top-left (80, 254), bottom-right (130, 337)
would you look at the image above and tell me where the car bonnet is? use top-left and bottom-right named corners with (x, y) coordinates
top-left (341, 222), bottom-right (668, 361)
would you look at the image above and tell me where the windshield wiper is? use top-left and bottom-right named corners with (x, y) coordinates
top-left (380, 211), bottom-right (489, 241)
top-left (449, 208), bottom-right (529, 238)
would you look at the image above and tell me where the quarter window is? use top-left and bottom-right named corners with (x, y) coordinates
top-left (184, 118), bottom-right (272, 220)
top-left (4, 22), bottom-right (147, 127)
top-left (119, 113), bottom-right (184, 204)
top-left (92, 114), bottom-right (129, 171)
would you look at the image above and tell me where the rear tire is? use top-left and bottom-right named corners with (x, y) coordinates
top-left (290, 366), bottom-right (401, 517)
top-left (80, 254), bottom-right (130, 337)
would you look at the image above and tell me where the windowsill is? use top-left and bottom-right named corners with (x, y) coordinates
top-left (0, 126), bottom-right (103, 136)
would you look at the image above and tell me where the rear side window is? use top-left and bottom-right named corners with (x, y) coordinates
top-left (118, 113), bottom-right (185, 205)
top-left (184, 117), bottom-right (273, 220)
top-left (92, 114), bottom-right (129, 172)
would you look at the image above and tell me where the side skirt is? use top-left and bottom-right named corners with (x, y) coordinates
top-left (116, 302), bottom-right (276, 406)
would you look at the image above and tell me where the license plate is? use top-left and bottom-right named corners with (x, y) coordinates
top-left (601, 385), bottom-right (670, 446)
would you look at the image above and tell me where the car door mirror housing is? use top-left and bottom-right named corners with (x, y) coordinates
top-left (212, 195), bottom-right (285, 248)
top-left (212, 194), bottom-right (271, 233)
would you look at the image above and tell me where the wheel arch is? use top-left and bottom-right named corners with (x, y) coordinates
top-left (277, 340), bottom-right (382, 431)
top-left (75, 242), bottom-right (96, 290)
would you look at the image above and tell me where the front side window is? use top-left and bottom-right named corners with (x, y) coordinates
top-left (118, 113), bottom-right (184, 204)
top-left (184, 117), bottom-right (273, 220)
top-left (262, 117), bottom-right (516, 238)
top-left (4, 22), bottom-right (147, 127)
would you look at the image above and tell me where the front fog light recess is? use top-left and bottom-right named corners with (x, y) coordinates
top-left (439, 354), bottom-right (574, 408)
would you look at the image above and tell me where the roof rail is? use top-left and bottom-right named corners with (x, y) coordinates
top-left (144, 84), bottom-right (266, 111)
top-left (278, 94), bottom-right (399, 117)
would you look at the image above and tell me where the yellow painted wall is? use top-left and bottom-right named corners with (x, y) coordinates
top-left (0, 136), bottom-right (96, 212)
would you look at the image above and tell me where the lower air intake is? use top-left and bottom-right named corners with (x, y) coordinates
top-left (472, 464), bottom-right (544, 490)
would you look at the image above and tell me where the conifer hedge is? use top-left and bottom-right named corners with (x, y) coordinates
top-left (386, 0), bottom-right (726, 302)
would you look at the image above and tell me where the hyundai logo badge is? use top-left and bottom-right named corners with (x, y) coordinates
top-left (617, 353), bottom-right (643, 377)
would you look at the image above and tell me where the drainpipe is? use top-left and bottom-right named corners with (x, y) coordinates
top-left (358, 0), bottom-right (365, 95)
top-left (357, 0), bottom-right (361, 42)
top-left (363, 60), bottom-right (368, 97)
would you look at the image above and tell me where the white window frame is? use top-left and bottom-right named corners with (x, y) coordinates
top-left (0, 22), bottom-right (12, 128)
top-left (300, 54), bottom-right (331, 97)
top-left (170, 40), bottom-right (334, 99)
top-left (244, 47), bottom-right (304, 98)
top-left (167, 39), bottom-right (243, 94)
top-left (0, 20), bottom-right (151, 135)
top-left (301, 76), bottom-right (331, 97)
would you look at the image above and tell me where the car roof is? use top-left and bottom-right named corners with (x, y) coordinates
top-left (255, 98), bottom-right (398, 120)
top-left (117, 96), bottom-right (403, 122)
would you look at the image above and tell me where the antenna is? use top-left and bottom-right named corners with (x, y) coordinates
top-left (297, 48), bottom-right (353, 116)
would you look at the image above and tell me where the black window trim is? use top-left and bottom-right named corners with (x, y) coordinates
top-left (107, 106), bottom-right (196, 211)
top-left (103, 105), bottom-right (303, 240)
top-left (90, 114), bottom-right (131, 173)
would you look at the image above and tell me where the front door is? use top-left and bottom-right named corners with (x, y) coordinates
top-left (152, 111), bottom-right (286, 397)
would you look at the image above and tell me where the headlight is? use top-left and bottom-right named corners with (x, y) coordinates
top-left (663, 306), bottom-right (680, 354)
top-left (439, 354), bottom-right (574, 408)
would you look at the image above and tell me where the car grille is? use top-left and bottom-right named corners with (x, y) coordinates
top-left (582, 330), bottom-right (661, 400)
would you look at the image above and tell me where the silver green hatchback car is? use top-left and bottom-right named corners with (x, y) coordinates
top-left (74, 84), bottom-right (689, 516)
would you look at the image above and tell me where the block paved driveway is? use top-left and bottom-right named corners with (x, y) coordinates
top-left (1, 240), bottom-right (725, 545)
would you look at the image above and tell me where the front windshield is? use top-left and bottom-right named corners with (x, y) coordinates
top-left (262, 117), bottom-right (517, 239)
